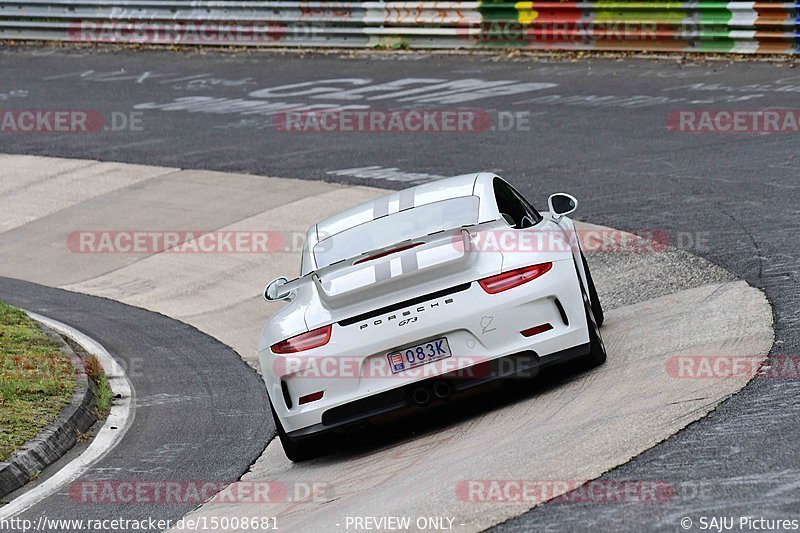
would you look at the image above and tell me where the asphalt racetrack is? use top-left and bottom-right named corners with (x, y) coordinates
top-left (1, 46), bottom-right (798, 531)
top-left (0, 277), bottom-right (273, 527)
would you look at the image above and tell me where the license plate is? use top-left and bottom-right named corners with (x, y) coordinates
top-left (387, 337), bottom-right (452, 374)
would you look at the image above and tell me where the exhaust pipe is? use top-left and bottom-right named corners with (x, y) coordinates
top-left (433, 380), bottom-right (452, 400)
top-left (411, 387), bottom-right (431, 406)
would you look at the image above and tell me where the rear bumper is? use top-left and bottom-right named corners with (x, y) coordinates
top-left (261, 257), bottom-right (589, 434)
top-left (287, 342), bottom-right (589, 439)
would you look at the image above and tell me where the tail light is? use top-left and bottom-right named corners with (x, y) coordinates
top-left (479, 262), bottom-right (553, 294)
top-left (271, 325), bottom-right (331, 354)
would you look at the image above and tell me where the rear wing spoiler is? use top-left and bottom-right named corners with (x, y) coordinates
top-left (267, 228), bottom-right (478, 304)
top-left (311, 228), bottom-right (475, 306)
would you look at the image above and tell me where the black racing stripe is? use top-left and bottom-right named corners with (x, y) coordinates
top-left (338, 283), bottom-right (472, 327)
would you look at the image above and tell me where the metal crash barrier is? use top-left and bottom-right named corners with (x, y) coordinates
top-left (0, 1), bottom-right (798, 54)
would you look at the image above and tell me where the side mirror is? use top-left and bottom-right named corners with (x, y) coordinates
top-left (548, 193), bottom-right (578, 222)
top-left (264, 277), bottom-right (294, 302)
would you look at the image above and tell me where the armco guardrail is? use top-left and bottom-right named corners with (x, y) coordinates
top-left (0, 1), bottom-right (798, 54)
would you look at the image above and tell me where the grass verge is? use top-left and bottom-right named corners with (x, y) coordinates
top-left (0, 302), bottom-right (75, 462)
top-left (84, 353), bottom-right (112, 415)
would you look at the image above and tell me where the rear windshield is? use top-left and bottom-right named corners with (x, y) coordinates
top-left (313, 196), bottom-right (480, 269)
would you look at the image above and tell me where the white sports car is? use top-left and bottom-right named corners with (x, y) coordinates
top-left (259, 173), bottom-right (605, 461)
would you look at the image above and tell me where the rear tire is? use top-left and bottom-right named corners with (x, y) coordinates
top-left (577, 286), bottom-right (607, 369)
top-left (573, 257), bottom-right (607, 370)
top-left (581, 253), bottom-right (604, 328)
top-left (269, 399), bottom-right (321, 462)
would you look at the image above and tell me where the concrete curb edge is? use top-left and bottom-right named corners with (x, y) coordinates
top-left (0, 323), bottom-right (99, 498)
